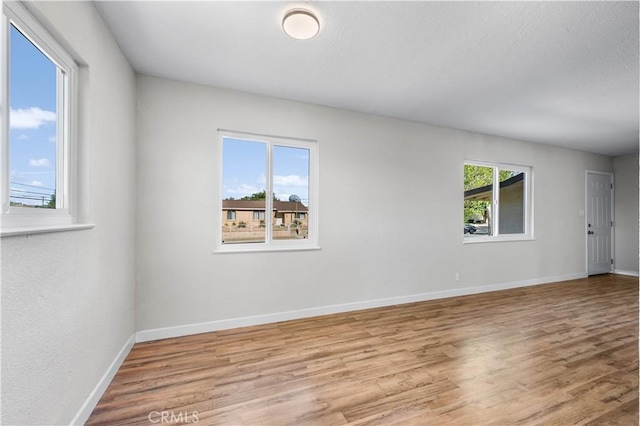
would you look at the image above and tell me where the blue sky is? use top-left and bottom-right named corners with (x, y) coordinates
top-left (9, 24), bottom-right (57, 205)
top-left (222, 138), bottom-right (310, 205)
top-left (9, 23), bottom-right (310, 207)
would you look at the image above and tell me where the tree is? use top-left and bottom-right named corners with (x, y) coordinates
top-left (464, 165), bottom-right (491, 222)
top-left (463, 165), bottom-right (518, 223)
top-left (240, 190), bottom-right (279, 201)
top-left (46, 192), bottom-right (56, 209)
top-left (464, 165), bottom-right (491, 191)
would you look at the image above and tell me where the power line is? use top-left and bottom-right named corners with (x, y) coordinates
top-left (10, 181), bottom-right (55, 191)
top-left (10, 188), bottom-right (53, 196)
top-left (10, 194), bottom-right (51, 202)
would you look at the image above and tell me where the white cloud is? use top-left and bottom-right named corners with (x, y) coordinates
top-left (272, 175), bottom-right (309, 202)
top-left (48, 136), bottom-right (57, 143)
top-left (226, 183), bottom-right (259, 196)
top-left (18, 134), bottom-right (29, 141)
top-left (29, 180), bottom-right (44, 187)
top-left (29, 158), bottom-right (51, 167)
top-left (10, 107), bottom-right (56, 129)
top-left (273, 175), bottom-right (308, 187)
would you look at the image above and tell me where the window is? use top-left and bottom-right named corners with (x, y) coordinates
top-left (2, 1), bottom-right (78, 230)
top-left (464, 161), bottom-right (532, 241)
top-left (217, 131), bottom-right (318, 252)
top-left (226, 210), bottom-right (236, 220)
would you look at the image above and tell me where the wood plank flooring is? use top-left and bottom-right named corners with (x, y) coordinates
top-left (87, 274), bottom-right (638, 425)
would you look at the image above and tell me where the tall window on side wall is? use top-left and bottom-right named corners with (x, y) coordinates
top-left (464, 161), bottom-right (532, 241)
top-left (2, 1), bottom-right (78, 229)
top-left (217, 132), bottom-right (318, 252)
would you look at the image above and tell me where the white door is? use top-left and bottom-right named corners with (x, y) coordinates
top-left (586, 172), bottom-right (613, 275)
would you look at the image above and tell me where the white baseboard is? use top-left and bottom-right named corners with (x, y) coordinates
top-left (614, 269), bottom-right (639, 277)
top-left (136, 272), bottom-right (586, 343)
top-left (70, 334), bottom-right (135, 425)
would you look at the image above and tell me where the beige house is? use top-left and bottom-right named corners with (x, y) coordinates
top-left (222, 200), bottom-right (308, 228)
top-left (221, 200), bottom-right (309, 243)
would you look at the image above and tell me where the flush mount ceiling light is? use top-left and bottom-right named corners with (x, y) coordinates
top-left (282, 9), bottom-right (320, 40)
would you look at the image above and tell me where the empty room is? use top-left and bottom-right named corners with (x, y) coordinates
top-left (1, 1), bottom-right (638, 425)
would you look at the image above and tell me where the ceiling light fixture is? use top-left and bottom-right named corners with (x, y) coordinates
top-left (282, 9), bottom-right (319, 40)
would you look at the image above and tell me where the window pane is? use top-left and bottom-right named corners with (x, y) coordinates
top-left (499, 170), bottom-right (525, 234)
top-left (222, 138), bottom-right (266, 244)
top-left (9, 24), bottom-right (58, 208)
top-left (464, 164), bottom-right (493, 236)
top-left (272, 145), bottom-right (309, 240)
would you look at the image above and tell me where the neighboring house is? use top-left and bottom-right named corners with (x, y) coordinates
top-left (464, 173), bottom-right (525, 233)
top-left (222, 200), bottom-right (309, 228)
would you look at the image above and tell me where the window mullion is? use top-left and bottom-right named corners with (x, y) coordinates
top-left (493, 167), bottom-right (500, 236)
top-left (523, 173), bottom-right (528, 235)
top-left (1, 14), bottom-right (9, 213)
top-left (265, 140), bottom-right (273, 243)
top-left (56, 67), bottom-right (64, 208)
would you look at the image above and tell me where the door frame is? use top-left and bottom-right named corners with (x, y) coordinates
top-left (585, 170), bottom-right (614, 275)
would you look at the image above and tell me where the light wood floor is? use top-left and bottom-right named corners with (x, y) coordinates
top-left (88, 274), bottom-right (638, 425)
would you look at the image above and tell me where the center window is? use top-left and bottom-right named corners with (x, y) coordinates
top-left (217, 132), bottom-right (318, 252)
top-left (464, 161), bottom-right (532, 241)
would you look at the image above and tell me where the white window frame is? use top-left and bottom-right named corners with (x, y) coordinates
top-left (1, 1), bottom-right (79, 232)
top-left (226, 210), bottom-right (236, 221)
top-left (215, 130), bottom-right (319, 253)
top-left (463, 160), bottom-right (534, 243)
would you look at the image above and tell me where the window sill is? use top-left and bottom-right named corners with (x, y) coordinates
top-left (213, 245), bottom-right (321, 254)
top-left (463, 235), bottom-right (535, 244)
top-left (1, 223), bottom-right (95, 238)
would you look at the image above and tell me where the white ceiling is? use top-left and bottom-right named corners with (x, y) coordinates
top-left (95, 1), bottom-right (639, 157)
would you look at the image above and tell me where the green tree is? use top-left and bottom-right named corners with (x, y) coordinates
top-left (45, 192), bottom-right (56, 209)
top-left (464, 165), bottom-right (491, 222)
top-left (463, 165), bottom-right (518, 222)
top-left (464, 165), bottom-right (493, 191)
top-left (240, 190), bottom-right (279, 201)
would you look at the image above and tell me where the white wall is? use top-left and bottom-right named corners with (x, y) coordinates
top-left (614, 154), bottom-right (639, 274)
top-left (1, 2), bottom-right (136, 424)
top-left (136, 75), bottom-right (612, 334)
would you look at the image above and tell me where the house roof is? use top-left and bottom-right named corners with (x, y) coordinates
top-left (223, 200), bottom-right (308, 212)
top-left (464, 173), bottom-right (524, 201)
top-left (274, 201), bottom-right (308, 213)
